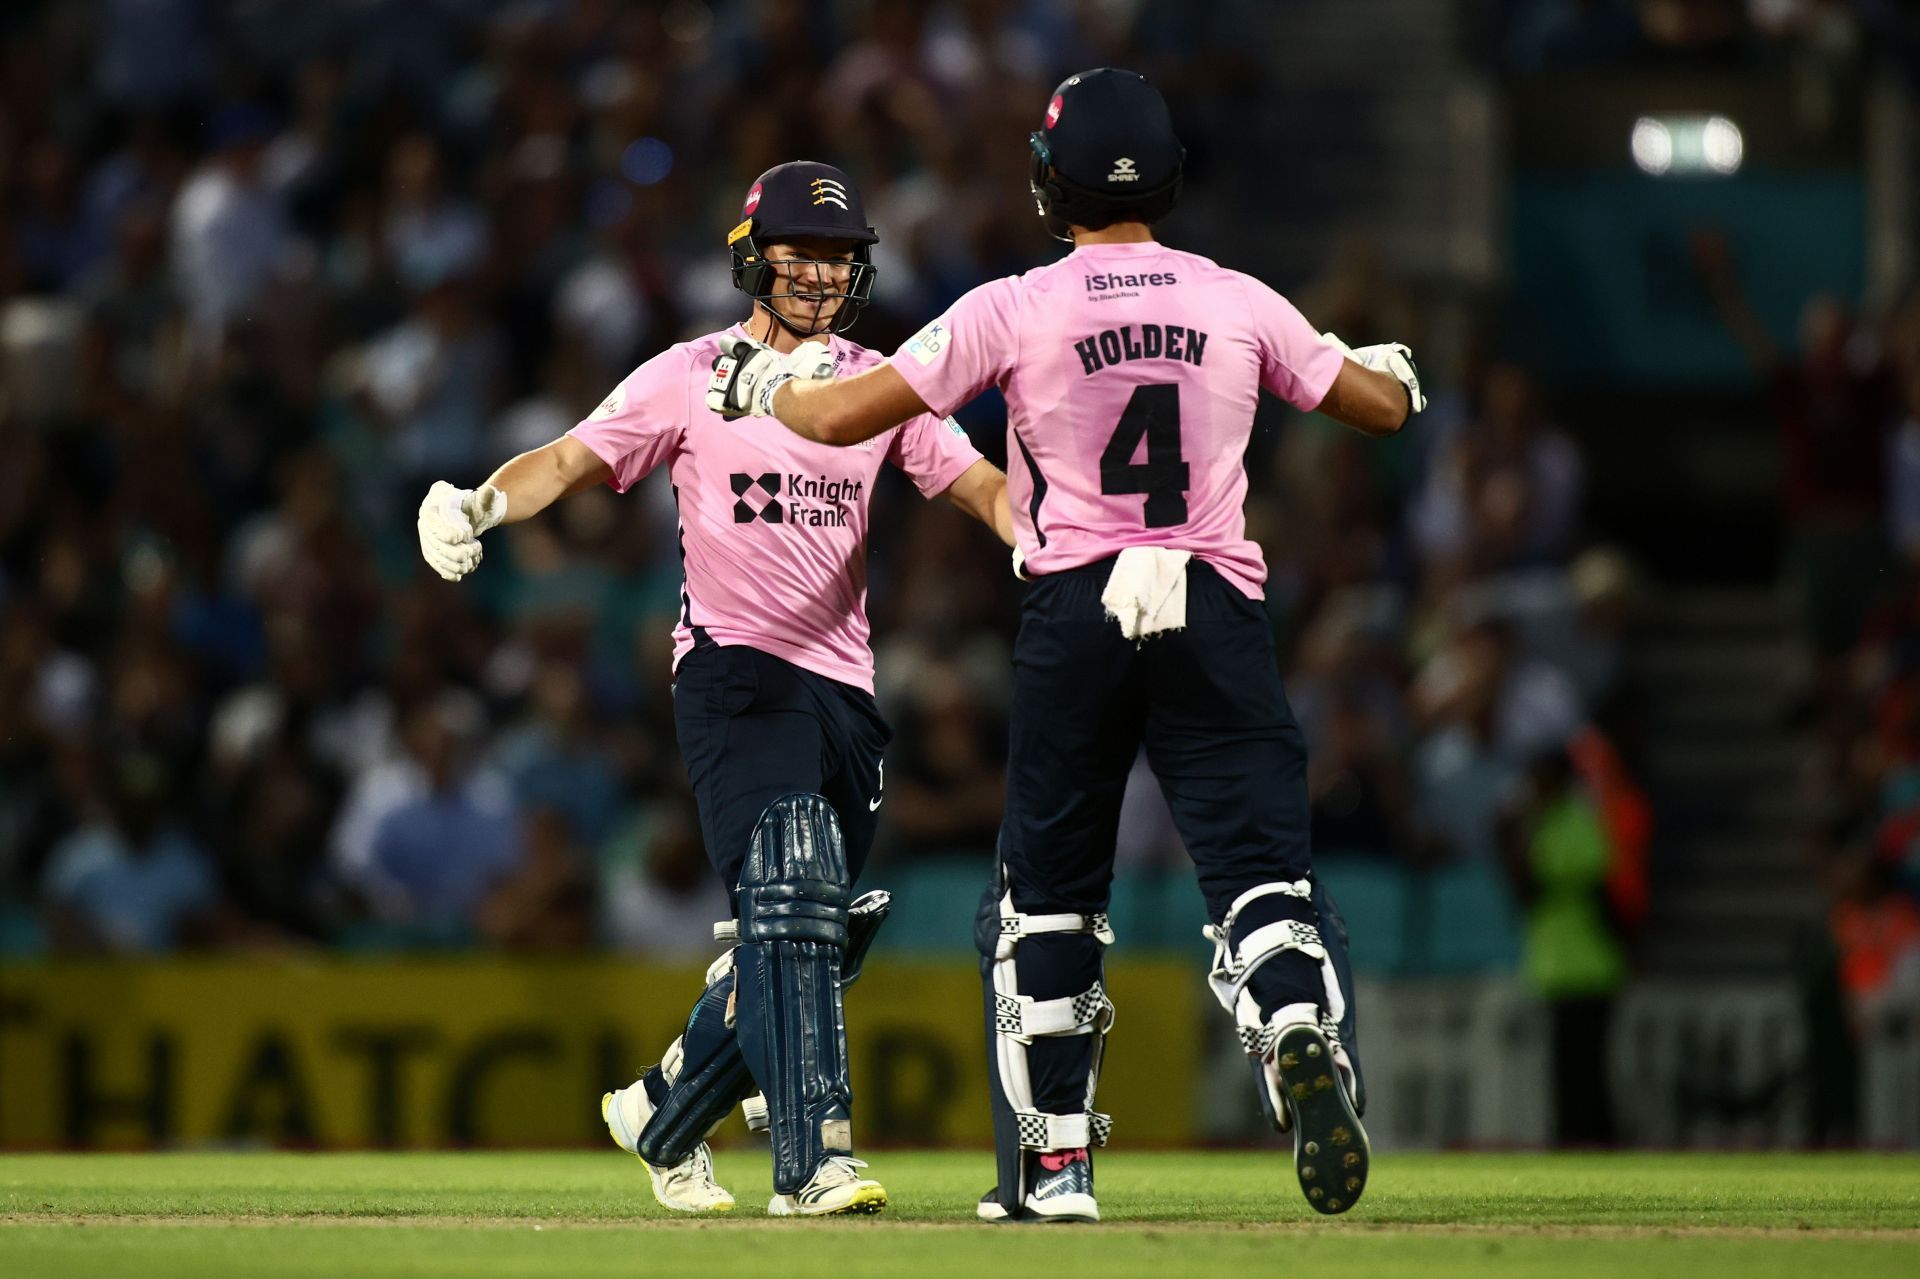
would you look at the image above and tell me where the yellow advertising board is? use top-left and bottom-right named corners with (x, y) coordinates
top-left (0, 958), bottom-right (1200, 1149)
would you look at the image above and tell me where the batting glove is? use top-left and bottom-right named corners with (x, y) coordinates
top-left (1322, 332), bottom-right (1426, 417)
top-left (706, 338), bottom-right (835, 420)
top-left (417, 480), bottom-right (507, 582)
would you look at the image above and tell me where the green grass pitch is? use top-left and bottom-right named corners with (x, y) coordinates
top-left (2, 1150), bottom-right (1917, 1278)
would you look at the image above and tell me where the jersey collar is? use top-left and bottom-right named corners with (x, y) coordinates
top-left (1069, 240), bottom-right (1165, 258)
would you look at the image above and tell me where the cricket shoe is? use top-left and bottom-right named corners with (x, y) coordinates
top-left (767, 1156), bottom-right (888, 1217)
top-left (977, 1149), bottom-right (1099, 1224)
top-left (601, 1084), bottom-right (735, 1213)
top-left (1259, 1004), bottom-right (1369, 1215)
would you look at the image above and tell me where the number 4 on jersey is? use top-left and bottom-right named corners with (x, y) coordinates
top-left (1099, 383), bottom-right (1189, 527)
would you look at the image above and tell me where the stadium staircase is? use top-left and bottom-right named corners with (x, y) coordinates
top-left (1633, 586), bottom-right (1821, 976)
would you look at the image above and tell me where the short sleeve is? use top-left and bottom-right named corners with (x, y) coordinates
top-left (1244, 277), bottom-right (1345, 412)
top-left (888, 277), bottom-right (1020, 417)
top-left (886, 413), bottom-right (985, 499)
top-left (566, 346), bottom-right (694, 492)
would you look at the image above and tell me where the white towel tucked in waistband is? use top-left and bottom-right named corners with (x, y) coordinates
top-left (1101, 547), bottom-right (1192, 642)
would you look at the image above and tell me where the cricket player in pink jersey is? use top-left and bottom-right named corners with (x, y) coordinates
top-left (416, 161), bottom-right (1013, 1218)
top-left (708, 72), bottom-right (1426, 1222)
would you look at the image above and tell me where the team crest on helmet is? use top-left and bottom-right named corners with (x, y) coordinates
top-left (1045, 94), bottom-right (1064, 128)
top-left (810, 177), bottom-right (850, 210)
top-left (743, 182), bottom-right (763, 215)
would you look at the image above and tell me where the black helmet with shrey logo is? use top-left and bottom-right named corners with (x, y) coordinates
top-left (728, 160), bottom-right (877, 337)
top-left (1029, 69), bottom-right (1184, 243)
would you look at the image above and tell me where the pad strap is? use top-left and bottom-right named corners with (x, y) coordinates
top-left (1237, 1009), bottom-right (1346, 1060)
top-left (1014, 1109), bottom-right (1113, 1151)
top-left (994, 982), bottom-right (1111, 1040)
top-left (1203, 880), bottom-right (1344, 1024)
top-left (994, 909), bottom-right (1114, 959)
top-left (713, 889), bottom-right (889, 982)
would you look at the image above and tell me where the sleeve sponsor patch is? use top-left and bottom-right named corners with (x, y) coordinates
top-left (590, 381), bottom-right (627, 419)
top-left (944, 416), bottom-right (966, 436)
top-left (903, 319), bottom-right (950, 366)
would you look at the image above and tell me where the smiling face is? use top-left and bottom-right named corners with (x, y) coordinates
top-left (757, 236), bottom-right (858, 336)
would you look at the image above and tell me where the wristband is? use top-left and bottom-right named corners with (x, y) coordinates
top-left (756, 371), bottom-right (796, 417)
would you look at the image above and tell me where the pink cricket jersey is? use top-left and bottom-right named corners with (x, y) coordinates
top-left (888, 241), bottom-right (1343, 598)
top-left (569, 325), bottom-right (983, 693)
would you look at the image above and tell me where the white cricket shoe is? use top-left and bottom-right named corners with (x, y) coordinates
top-left (601, 1083), bottom-right (735, 1213)
top-left (767, 1156), bottom-right (888, 1217)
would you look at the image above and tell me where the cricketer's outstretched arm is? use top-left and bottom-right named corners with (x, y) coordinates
top-left (416, 435), bottom-right (611, 581)
top-left (1317, 360), bottom-right (1415, 439)
top-left (772, 363), bottom-right (928, 447)
top-left (481, 435), bottom-right (612, 525)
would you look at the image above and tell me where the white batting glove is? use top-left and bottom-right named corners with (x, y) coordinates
top-left (706, 338), bottom-right (835, 420)
top-left (1322, 332), bottom-right (1426, 416)
top-left (417, 480), bottom-right (507, 582)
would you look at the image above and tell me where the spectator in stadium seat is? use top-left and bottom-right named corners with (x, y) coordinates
top-left (210, 728), bottom-right (342, 943)
top-left (334, 691), bottom-right (520, 934)
top-left (598, 792), bottom-right (731, 956)
top-left (1500, 747), bottom-right (1628, 1145)
top-left (169, 104), bottom-right (292, 360)
top-left (41, 751), bottom-right (222, 952)
top-left (1408, 363), bottom-right (1584, 579)
top-left (492, 661), bottom-right (622, 850)
top-left (1411, 622), bottom-right (1520, 864)
top-left (1827, 852), bottom-right (1920, 1024)
top-left (1695, 230), bottom-right (1891, 659)
top-left (474, 806), bottom-right (595, 953)
top-left (355, 266), bottom-right (506, 486)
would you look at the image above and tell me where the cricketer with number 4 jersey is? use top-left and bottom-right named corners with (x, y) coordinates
top-left (569, 324), bottom-right (981, 694)
top-left (889, 240), bottom-right (1344, 598)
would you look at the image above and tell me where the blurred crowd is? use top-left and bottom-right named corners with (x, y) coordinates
top-left (1683, 222), bottom-right (1920, 1018)
top-left (1495, 0), bottom-right (1897, 72)
top-left (1793, 287), bottom-right (1920, 1018)
top-left (0, 0), bottom-right (1638, 964)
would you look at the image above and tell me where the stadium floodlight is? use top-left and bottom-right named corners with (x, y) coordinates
top-left (1700, 115), bottom-right (1744, 175)
top-left (1631, 117), bottom-right (1674, 176)
top-left (1631, 114), bottom-right (1743, 178)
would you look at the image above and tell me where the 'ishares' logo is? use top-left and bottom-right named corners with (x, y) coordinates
top-left (732, 472), bottom-right (863, 527)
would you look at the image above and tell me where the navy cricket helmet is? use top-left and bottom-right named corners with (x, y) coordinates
top-left (1028, 68), bottom-right (1185, 242)
top-left (727, 160), bottom-right (878, 337)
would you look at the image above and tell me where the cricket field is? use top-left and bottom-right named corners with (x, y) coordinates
top-left (2, 1150), bottom-right (1916, 1278)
